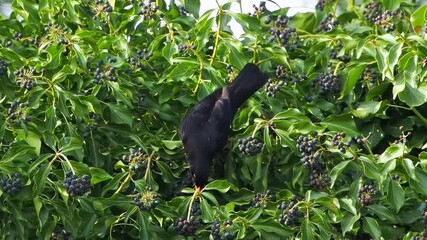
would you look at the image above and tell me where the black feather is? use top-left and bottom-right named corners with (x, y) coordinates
top-left (179, 63), bottom-right (268, 188)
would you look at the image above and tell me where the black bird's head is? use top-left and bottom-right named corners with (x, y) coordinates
top-left (189, 153), bottom-right (212, 189)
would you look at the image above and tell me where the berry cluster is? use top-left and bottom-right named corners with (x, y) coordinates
top-left (132, 186), bottom-right (159, 211)
top-left (423, 210), bottom-right (427, 225)
top-left (265, 65), bottom-right (286, 97)
top-left (238, 136), bottom-right (263, 156)
top-left (252, 190), bottom-right (274, 208)
top-left (0, 173), bottom-right (23, 195)
top-left (374, 10), bottom-right (398, 32)
top-left (93, 58), bottom-right (118, 85)
top-left (277, 195), bottom-right (303, 226)
top-left (312, 72), bottom-right (341, 96)
top-left (358, 184), bottom-right (378, 206)
top-left (57, 38), bottom-right (71, 56)
top-left (308, 169), bottom-right (331, 189)
top-left (124, 49), bottom-right (152, 74)
top-left (394, 125), bottom-right (412, 144)
top-left (13, 32), bottom-right (24, 41)
top-left (139, 0), bottom-right (158, 20)
top-left (137, 48), bottom-right (153, 60)
top-left (353, 136), bottom-right (364, 148)
top-left (86, 0), bottom-right (112, 31)
top-left (91, 0), bottom-right (113, 16)
top-left (51, 229), bottom-right (69, 240)
top-left (359, 67), bottom-right (378, 86)
top-left (178, 36), bottom-right (195, 57)
top-left (137, 91), bottom-right (147, 104)
top-left (363, 2), bottom-right (380, 23)
top-left (296, 132), bottom-right (331, 189)
top-left (363, 3), bottom-right (400, 32)
top-left (225, 64), bottom-right (237, 83)
top-left (7, 100), bottom-right (32, 124)
top-left (4, 40), bottom-right (12, 47)
top-left (43, 23), bottom-right (69, 46)
top-left (211, 219), bottom-right (237, 240)
top-left (280, 28), bottom-right (302, 52)
top-left (297, 135), bottom-right (319, 155)
top-left (249, 1), bottom-right (267, 17)
top-left (330, 41), bottom-right (350, 63)
top-left (391, 174), bottom-right (401, 181)
top-left (14, 67), bottom-right (38, 90)
top-left (412, 231), bottom-right (427, 240)
top-left (268, 16), bottom-right (302, 51)
top-left (315, 0), bottom-right (336, 11)
top-left (172, 170), bottom-right (193, 197)
top-left (316, 13), bottom-right (338, 32)
top-left (12, 31), bottom-right (35, 48)
top-left (63, 171), bottom-right (91, 197)
top-left (275, 65), bottom-right (307, 84)
top-left (84, 112), bottom-right (102, 136)
top-left (266, 78), bottom-right (284, 97)
top-left (174, 215), bottom-right (202, 237)
top-left (190, 199), bottom-right (202, 217)
top-left (331, 132), bottom-right (351, 153)
top-left (178, 6), bottom-right (189, 16)
top-left (125, 57), bottom-right (144, 74)
top-left (0, 58), bottom-right (8, 75)
top-left (122, 147), bottom-right (149, 172)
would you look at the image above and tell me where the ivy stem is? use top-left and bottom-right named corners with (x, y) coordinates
top-left (210, 4), bottom-right (222, 65)
top-left (112, 173), bottom-right (132, 197)
top-left (187, 187), bottom-right (201, 221)
top-left (410, 107), bottom-right (427, 125)
top-left (109, 212), bottom-right (127, 239)
top-left (192, 52), bottom-right (205, 94)
top-left (389, 104), bottom-right (427, 125)
top-left (333, 61), bottom-right (343, 75)
top-left (57, 152), bottom-right (74, 173)
top-left (144, 151), bottom-right (156, 181)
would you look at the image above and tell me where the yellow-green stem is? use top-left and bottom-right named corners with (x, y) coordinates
top-left (210, 6), bottom-right (222, 65)
top-left (113, 173), bottom-right (132, 197)
top-left (187, 188), bottom-right (200, 221)
top-left (144, 151), bottom-right (156, 181)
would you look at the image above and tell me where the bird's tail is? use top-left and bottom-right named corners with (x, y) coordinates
top-left (227, 63), bottom-right (268, 110)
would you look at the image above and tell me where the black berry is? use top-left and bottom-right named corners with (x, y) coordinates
top-left (238, 136), bottom-right (263, 156)
top-left (63, 171), bottom-right (91, 197)
top-left (0, 173), bottom-right (23, 195)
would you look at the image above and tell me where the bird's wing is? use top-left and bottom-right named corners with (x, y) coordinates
top-left (179, 88), bottom-right (222, 142)
top-left (209, 88), bottom-right (233, 150)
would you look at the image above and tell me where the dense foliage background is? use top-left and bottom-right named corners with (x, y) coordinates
top-left (1, 0), bottom-right (427, 239)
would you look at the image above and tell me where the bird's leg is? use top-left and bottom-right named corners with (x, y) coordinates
top-left (186, 185), bottom-right (202, 221)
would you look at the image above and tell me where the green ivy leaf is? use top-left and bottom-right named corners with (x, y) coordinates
top-left (321, 114), bottom-right (360, 136)
top-left (386, 180), bottom-right (405, 212)
top-left (183, 0), bottom-right (200, 18)
top-left (200, 197), bottom-right (215, 222)
top-left (342, 64), bottom-right (366, 97)
top-left (89, 167), bottom-right (113, 185)
top-left (251, 219), bottom-right (293, 237)
top-left (367, 204), bottom-right (399, 223)
top-left (352, 101), bottom-right (383, 119)
top-left (329, 160), bottom-right (351, 188)
top-left (410, 5), bottom-right (427, 33)
top-left (341, 214), bottom-right (359, 235)
top-left (105, 102), bottom-right (133, 127)
top-left (301, 219), bottom-right (316, 240)
top-left (378, 144), bottom-right (403, 163)
top-left (363, 217), bottom-right (381, 240)
top-left (204, 179), bottom-right (238, 193)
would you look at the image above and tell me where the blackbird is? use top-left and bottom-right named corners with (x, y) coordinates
top-left (179, 63), bottom-right (268, 189)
